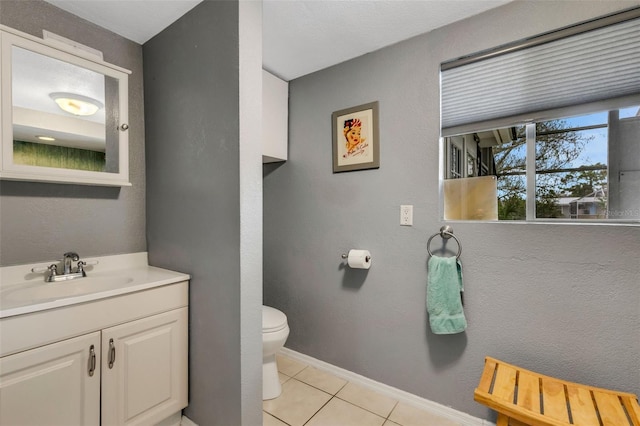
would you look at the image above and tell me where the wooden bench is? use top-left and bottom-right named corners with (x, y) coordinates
top-left (474, 356), bottom-right (640, 426)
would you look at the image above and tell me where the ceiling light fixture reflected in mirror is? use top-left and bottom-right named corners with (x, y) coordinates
top-left (49, 92), bottom-right (103, 116)
top-left (36, 135), bottom-right (56, 141)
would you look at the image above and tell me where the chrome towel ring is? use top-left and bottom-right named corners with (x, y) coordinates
top-left (427, 225), bottom-right (462, 259)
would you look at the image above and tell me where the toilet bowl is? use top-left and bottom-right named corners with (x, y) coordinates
top-left (262, 305), bottom-right (289, 400)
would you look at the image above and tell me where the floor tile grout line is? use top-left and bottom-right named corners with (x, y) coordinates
top-left (285, 376), bottom-right (339, 397)
top-left (331, 394), bottom-right (399, 423)
top-left (263, 409), bottom-right (294, 426)
top-left (387, 400), bottom-right (400, 421)
top-left (278, 364), bottom-right (404, 425)
top-left (291, 373), bottom-right (350, 397)
top-left (286, 376), bottom-right (400, 425)
top-left (300, 394), bottom-right (336, 426)
top-left (276, 359), bottom-right (411, 426)
top-left (277, 355), bottom-right (465, 426)
top-left (265, 374), bottom-right (336, 426)
top-left (299, 395), bottom-right (395, 426)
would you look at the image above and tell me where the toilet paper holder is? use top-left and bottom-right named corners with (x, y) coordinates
top-left (341, 250), bottom-right (372, 269)
top-left (341, 252), bottom-right (371, 262)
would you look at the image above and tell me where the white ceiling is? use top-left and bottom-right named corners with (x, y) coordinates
top-left (44, 0), bottom-right (513, 81)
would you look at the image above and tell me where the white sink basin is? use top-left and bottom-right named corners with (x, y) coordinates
top-left (2, 276), bottom-right (134, 303)
top-left (0, 253), bottom-right (190, 319)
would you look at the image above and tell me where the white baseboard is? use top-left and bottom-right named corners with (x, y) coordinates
top-left (280, 347), bottom-right (495, 426)
top-left (180, 415), bottom-right (198, 426)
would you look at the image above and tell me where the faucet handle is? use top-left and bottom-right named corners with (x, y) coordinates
top-left (42, 264), bottom-right (58, 282)
top-left (76, 261), bottom-right (87, 276)
top-left (76, 259), bottom-right (98, 276)
top-left (31, 264), bottom-right (57, 277)
top-left (32, 264), bottom-right (58, 272)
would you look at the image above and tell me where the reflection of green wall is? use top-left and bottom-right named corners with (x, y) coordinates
top-left (13, 140), bottom-right (106, 172)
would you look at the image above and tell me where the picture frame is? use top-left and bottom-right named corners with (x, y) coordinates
top-left (332, 101), bottom-right (379, 173)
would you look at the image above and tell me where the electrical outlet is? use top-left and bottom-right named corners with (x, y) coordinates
top-left (400, 205), bottom-right (413, 226)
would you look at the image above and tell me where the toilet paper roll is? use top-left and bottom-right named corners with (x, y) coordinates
top-left (347, 249), bottom-right (371, 269)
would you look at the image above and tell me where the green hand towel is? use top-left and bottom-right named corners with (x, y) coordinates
top-left (427, 256), bottom-right (467, 334)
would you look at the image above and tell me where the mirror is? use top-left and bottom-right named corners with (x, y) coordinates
top-left (1, 26), bottom-right (130, 186)
top-left (442, 106), bottom-right (640, 222)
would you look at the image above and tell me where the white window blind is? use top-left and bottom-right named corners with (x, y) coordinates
top-left (441, 9), bottom-right (640, 135)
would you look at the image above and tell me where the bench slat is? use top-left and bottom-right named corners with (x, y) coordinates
top-left (493, 363), bottom-right (517, 403)
top-left (517, 370), bottom-right (541, 414)
top-left (593, 391), bottom-right (631, 426)
top-left (541, 378), bottom-right (570, 423)
top-left (622, 396), bottom-right (640, 425)
top-left (566, 384), bottom-right (600, 426)
top-left (478, 358), bottom-right (497, 393)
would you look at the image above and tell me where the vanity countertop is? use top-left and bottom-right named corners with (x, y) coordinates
top-left (0, 252), bottom-right (189, 319)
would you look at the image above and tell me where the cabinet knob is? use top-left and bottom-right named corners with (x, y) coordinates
top-left (119, 123), bottom-right (129, 131)
top-left (108, 338), bottom-right (116, 369)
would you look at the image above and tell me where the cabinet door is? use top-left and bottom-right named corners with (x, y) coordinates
top-left (101, 308), bottom-right (188, 426)
top-left (0, 332), bottom-right (101, 426)
top-left (262, 69), bottom-right (288, 163)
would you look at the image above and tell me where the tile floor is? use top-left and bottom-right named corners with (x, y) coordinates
top-left (263, 354), bottom-right (461, 426)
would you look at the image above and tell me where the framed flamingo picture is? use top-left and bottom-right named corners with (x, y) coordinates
top-left (332, 101), bottom-right (379, 173)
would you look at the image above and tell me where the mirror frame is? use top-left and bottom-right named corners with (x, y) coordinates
top-left (0, 25), bottom-right (131, 186)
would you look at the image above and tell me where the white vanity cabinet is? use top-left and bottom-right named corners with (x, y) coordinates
top-left (0, 271), bottom-right (189, 426)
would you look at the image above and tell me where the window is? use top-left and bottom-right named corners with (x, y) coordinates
top-left (440, 7), bottom-right (640, 222)
top-left (443, 106), bottom-right (640, 221)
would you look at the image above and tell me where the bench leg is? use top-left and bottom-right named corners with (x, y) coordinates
top-left (496, 414), bottom-right (509, 426)
top-left (497, 413), bottom-right (530, 426)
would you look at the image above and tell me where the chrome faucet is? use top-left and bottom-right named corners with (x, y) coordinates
top-left (45, 252), bottom-right (85, 282)
top-left (31, 252), bottom-right (96, 282)
top-left (63, 252), bottom-right (80, 275)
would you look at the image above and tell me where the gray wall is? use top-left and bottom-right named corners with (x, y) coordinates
top-left (263, 0), bottom-right (640, 421)
top-left (144, 1), bottom-right (262, 424)
top-left (0, 0), bottom-right (146, 266)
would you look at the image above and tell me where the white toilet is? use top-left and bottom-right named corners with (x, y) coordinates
top-left (262, 305), bottom-right (290, 400)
